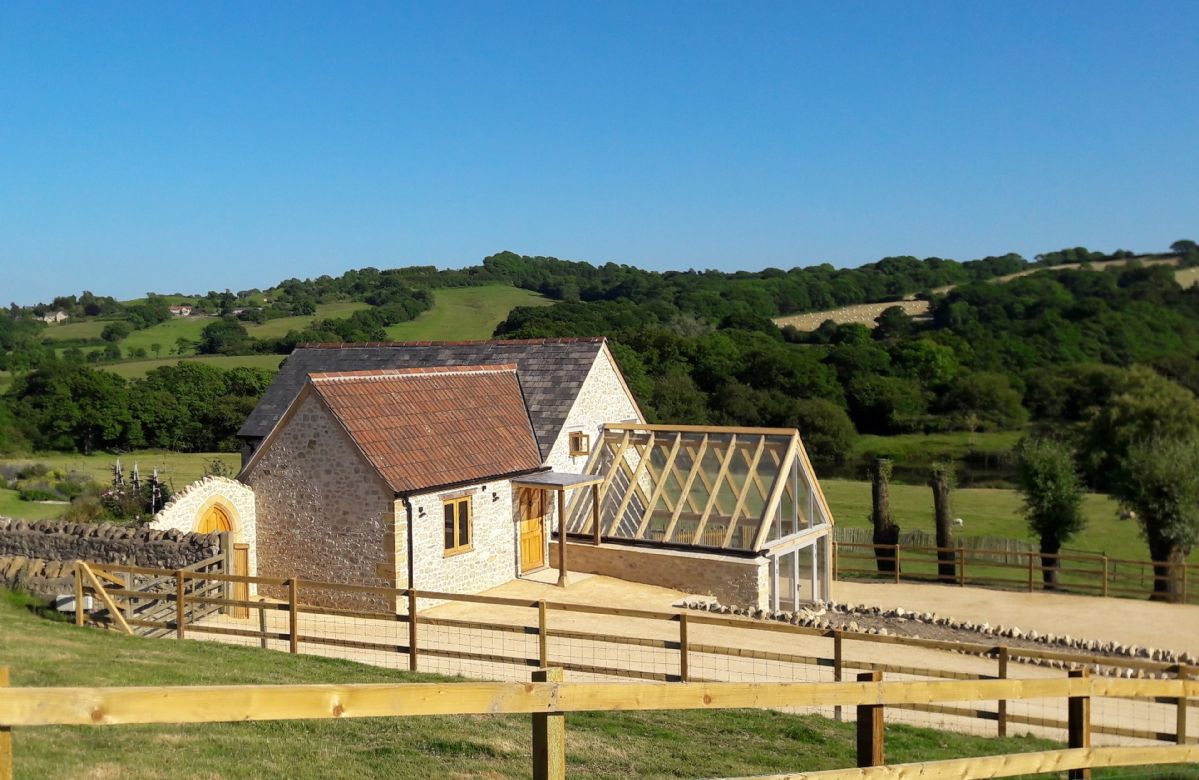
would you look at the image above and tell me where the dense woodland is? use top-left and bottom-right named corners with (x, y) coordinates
top-left (3, 242), bottom-right (1198, 481)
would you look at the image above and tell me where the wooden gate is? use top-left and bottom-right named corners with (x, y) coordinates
top-left (518, 488), bottom-right (546, 573)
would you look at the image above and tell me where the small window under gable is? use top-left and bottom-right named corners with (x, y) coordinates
top-left (443, 496), bottom-right (472, 556)
top-left (569, 430), bottom-right (591, 457)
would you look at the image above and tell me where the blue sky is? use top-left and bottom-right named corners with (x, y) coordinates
top-left (2, 1), bottom-right (1196, 304)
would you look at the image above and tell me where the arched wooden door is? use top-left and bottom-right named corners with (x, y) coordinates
top-left (196, 504), bottom-right (233, 534)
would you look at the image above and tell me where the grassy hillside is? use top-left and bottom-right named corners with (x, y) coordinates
top-left (101, 354), bottom-right (286, 380)
top-left (244, 301), bottom-right (370, 339)
top-left (0, 588), bottom-right (1079, 780)
top-left (823, 478), bottom-right (1197, 563)
top-left (37, 318), bottom-right (110, 341)
top-left (384, 284), bottom-right (552, 341)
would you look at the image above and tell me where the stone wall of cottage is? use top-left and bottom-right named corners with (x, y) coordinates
top-left (552, 539), bottom-right (771, 609)
top-left (244, 393), bottom-right (396, 610)
top-left (150, 476), bottom-right (257, 577)
top-left (406, 480), bottom-right (517, 610)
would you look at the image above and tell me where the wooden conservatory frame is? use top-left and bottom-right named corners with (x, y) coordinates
top-left (563, 423), bottom-right (836, 605)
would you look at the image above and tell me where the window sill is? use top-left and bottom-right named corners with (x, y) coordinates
top-left (444, 545), bottom-right (473, 558)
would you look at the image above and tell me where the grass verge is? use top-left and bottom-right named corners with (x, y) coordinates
top-left (0, 588), bottom-right (1105, 780)
top-left (383, 285), bottom-right (552, 341)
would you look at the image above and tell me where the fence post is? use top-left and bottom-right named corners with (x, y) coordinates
top-left (833, 630), bottom-right (844, 722)
top-left (538, 600), bottom-right (548, 668)
top-left (287, 578), bottom-right (299, 654)
top-left (74, 561), bottom-right (85, 627)
top-left (122, 570), bottom-right (134, 625)
top-left (678, 613), bottom-right (689, 682)
top-left (175, 571), bottom-right (186, 641)
top-left (1027, 552), bottom-right (1034, 592)
top-left (1177, 665), bottom-right (1190, 745)
top-left (219, 532), bottom-right (232, 615)
top-left (997, 646), bottom-right (1009, 737)
top-left (958, 547), bottom-right (966, 587)
top-left (856, 671), bottom-right (884, 768)
top-left (1102, 557), bottom-right (1109, 598)
top-left (1, 667), bottom-right (11, 780)
top-left (408, 589), bottom-right (419, 672)
top-left (1183, 565), bottom-right (1190, 605)
top-left (258, 599), bottom-right (268, 650)
top-left (893, 545), bottom-right (900, 585)
top-left (1067, 668), bottom-right (1091, 780)
top-left (531, 667), bottom-right (566, 780)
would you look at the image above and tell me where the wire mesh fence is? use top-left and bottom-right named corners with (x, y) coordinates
top-left (73, 560), bottom-right (1197, 751)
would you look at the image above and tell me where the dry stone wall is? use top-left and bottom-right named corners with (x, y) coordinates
top-left (0, 517), bottom-right (223, 601)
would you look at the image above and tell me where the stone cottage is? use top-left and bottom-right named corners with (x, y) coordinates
top-left (236, 338), bottom-right (644, 606)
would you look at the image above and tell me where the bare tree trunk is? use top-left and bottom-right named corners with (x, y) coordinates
top-left (1148, 540), bottom-right (1186, 603)
top-left (929, 465), bottom-right (956, 583)
top-left (1039, 538), bottom-right (1060, 590)
top-left (870, 458), bottom-right (899, 574)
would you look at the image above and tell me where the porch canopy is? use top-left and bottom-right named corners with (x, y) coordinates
top-left (564, 423), bottom-right (833, 554)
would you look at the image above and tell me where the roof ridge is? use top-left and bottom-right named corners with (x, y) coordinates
top-left (308, 364), bottom-right (519, 382)
top-left (296, 337), bottom-right (607, 349)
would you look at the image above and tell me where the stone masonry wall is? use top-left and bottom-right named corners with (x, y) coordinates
top-left (150, 476), bottom-right (257, 577)
top-left (551, 539), bottom-right (770, 609)
top-left (0, 517), bottom-right (223, 601)
top-left (245, 393), bottom-right (396, 610)
top-left (407, 480), bottom-right (517, 610)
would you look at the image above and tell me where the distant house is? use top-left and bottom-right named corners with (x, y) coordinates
top-left (39, 310), bottom-right (69, 324)
top-left (169, 305), bottom-right (193, 317)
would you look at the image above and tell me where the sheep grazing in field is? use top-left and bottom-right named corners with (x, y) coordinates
top-left (952, 517), bottom-right (964, 527)
top-left (1118, 509), bottom-right (1137, 522)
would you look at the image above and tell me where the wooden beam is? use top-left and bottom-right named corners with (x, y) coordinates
top-left (531, 668), bottom-right (565, 780)
top-left (723, 746), bottom-right (1199, 780)
top-left (0, 668), bottom-right (10, 780)
top-left (663, 435), bottom-right (709, 544)
top-left (562, 437), bottom-right (609, 528)
top-left (635, 433), bottom-right (683, 539)
top-left (606, 432), bottom-right (655, 536)
top-left (722, 437), bottom-right (766, 548)
top-left (556, 489), bottom-right (569, 587)
top-left (79, 563), bottom-right (133, 636)
top-left (1069, 668), bottom-right (1092, 780)
top-left (856, 671), bottom-right (884, 768)
top-left (603, 423), bottom-right (798, 436)
top-left (753, 434), bottom-right (800, 551)
top-left (591, 485), bottom-right (601, 546)
top-left (692, 435), bottom-right (737, 545)
top-left (0, 676), bottom-right (1189, 727)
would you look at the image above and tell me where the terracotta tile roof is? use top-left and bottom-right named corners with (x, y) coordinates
top-left (239, 338), bottom-right (610, 459)
top-left (307, 365), bottom-right (543, 495)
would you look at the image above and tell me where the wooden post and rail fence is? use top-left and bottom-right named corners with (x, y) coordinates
top-left (2, 666), bottom-right (1199, 780)
top-left (69, 560), bottom-right (1199, 748)
top-left (832, 540), bottom-right (1199, 604)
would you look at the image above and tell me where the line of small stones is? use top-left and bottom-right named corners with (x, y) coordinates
top-left (682, 599), bottom-right (1196, 676)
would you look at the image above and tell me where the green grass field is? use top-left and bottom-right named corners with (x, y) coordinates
top-left (384, 284), bottom-right (552, 341)
top-left (823, 478), bottom-right (1197, 564)
top-left (0, 589), bottom-right (1089, 780)
top-left (99, 354), bottom-right (287, 380)
top-left (118, 316), bottom-right (212, 354)
top-left (0, 489), bottom-right (68, 521)
top-left (0, 450), bottom-right (237, 492)
top-left (244, 301), bottom-right (370, 340)
top-left (36, 319), bottom-right (110, 341)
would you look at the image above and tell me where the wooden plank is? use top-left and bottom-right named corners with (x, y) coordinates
top-left (856, 672), bottom-right (884, 768)
top-left (1069, 668), bottom-right (1091, 780)
top-left (408, 590), bottom-right (419, 672)
top-left (531, 668), bottom-right (565, 780)
top-left (833, 630), bottom-right (844, 722)
top-left (754, 433), bottom-right (800, 550)
top-left (1179, 664), bottom-right (1190, 745)
top-left (668, 437), bottom-right (709, 530)
top-left (604, 423), bottom-right (796, 435)
top-left (679, 614), bottom-right (689, 682)
top-left (538, 601), bottom-right (548, 667)
top-left (724, 745), bottom-right (1199, 780)
top-left (693, 434), bottom-right (736, 545)
top-left (175, 570), bottom-right (186, 640)
top-left (79, 563), bottom-right (133, 636)
top-left (0, 668), bottom-right (10, 780)
top-left (722, 437), bottom-right (766, 548)
top-left (635, 433), bottom-right (683, 539)
top-left (607, 432), bottom-right (655, 536)
top-left (997, 645), bottom-right (1009, 738)
top-left (2, 676), bottom-right (1185, 727)
top-left (288, 579), bottom-right (299, 654)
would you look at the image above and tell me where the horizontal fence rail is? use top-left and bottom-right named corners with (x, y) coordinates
top-left (832, 540), bottom-right (1198, 605)
top-left (1, 670), bottom-right (1197, 780)
top-left (72, 560), bottom-right (1199, 750)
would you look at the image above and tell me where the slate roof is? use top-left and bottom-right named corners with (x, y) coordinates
top-left (238, 338), bottom-right (609, 460)
top-left (305, 366), bottom-right (543, 494)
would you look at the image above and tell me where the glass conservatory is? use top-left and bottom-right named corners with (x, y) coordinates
top-left (564, 423), bottom-right (834, 607)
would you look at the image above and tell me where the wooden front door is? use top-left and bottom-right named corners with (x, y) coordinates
top-left (518, 488), bottom-right (546, 574)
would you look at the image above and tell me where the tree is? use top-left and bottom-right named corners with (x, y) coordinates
top-left (929, 462), bottom-right (956, 582)
top-left (1114, 438), bottom-right (1199, 602)
top-left (100, 321), bottom-right (131, 342)
top-left (151, 343), bottom-right (162, 358)
top-left (1015, 437), bottom-right (1085, 589)
top-left (198, 319), bottom-right (252, 355)
top-left (873, 306), bottom-right (915, 341)
top-left (869, 458), bottom-right (899, 573)
top-left (1170, 239), bottom-right (1197, 256)
top-left (939, 372), bottom-right (1028, 431)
